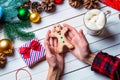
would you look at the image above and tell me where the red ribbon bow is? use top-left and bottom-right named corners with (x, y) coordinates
top-left (19, 40), bottom-right (41, 59)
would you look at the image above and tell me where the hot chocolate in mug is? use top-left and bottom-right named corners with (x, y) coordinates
top-left (84, 9), bottom-right (107, 36)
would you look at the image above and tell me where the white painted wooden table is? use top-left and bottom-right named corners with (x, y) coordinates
top-left (0, 1), bottom-right (120, 80)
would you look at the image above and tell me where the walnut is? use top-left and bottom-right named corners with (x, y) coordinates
top-left (31, 2), bottom-right (43, 13)
top-left (0, 53), bottom-right (6, 68)
top-left (84, 0), bottom-right (99, 9)
top-left (41, 0), bottom-right (56, 12)
top-left (69, 0), bottom-right (83, 8)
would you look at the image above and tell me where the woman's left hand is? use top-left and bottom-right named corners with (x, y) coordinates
top-left (44, 30), bottom-right (64, 80)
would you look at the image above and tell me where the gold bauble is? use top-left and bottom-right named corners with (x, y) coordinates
top-left (0, 39), bottom-right (14, 55)
top-left (29, 12), bottom-right (40, 23)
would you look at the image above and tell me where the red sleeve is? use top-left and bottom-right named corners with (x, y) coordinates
top-left (91, 52), bottom-right (120, 80)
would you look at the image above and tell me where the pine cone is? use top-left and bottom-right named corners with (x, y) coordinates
top-left (0, 53), bottom-right (6, 68)
top-left (41, 0), bottom-right (56, 12)
top-left (31, 2), bottom-right (43, 13)
top-left (42, 0), bottom-right (54, 3)
top-left (69, 0), bottom-right (83, 8)
top-left (22, 0), bottom-right (31, 9)
top-left (84, 0), bottom-right (99, 9)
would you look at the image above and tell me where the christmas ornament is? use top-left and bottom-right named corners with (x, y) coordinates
top-left (0, 53), bottom-right (6, 68)
top-left (69, 0), bottom-right (83, 8)
top-left (84, 0), bottom-right (99, 9)
top-left (54, 0), bottom-right (63, 4)
top-left (17, 7), bottom-right (30, 20)
top-left (30, 12), bottom-right (41, 23)
top-left (0, 7), bottom-right (3, 19)
top-left (0, 39), bottom-right (14, 55)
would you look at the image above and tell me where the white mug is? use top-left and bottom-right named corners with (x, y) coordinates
top-left (84, 9), bottom-right (107, 36)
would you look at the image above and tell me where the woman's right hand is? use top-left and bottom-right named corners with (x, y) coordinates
top-left (63, 24), bottom-right (91, 61)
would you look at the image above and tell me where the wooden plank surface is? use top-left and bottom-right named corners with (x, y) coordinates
top-left (0, 1), bottom-right (120, 80)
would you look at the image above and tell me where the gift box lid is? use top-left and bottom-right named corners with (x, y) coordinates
top-left (19, 38), bottom-right (45, 68)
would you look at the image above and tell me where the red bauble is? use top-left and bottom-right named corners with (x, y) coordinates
top-left (54, 0), bottom-right (63, 4)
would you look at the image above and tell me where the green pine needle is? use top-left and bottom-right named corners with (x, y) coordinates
top-left (4, 20), bottom-right (35, 41)
top-left (14, 20), bottom-right (32, 28)
top-left (4, 23), bottom-right (15, 41)
top-left (1, 0), bottom-right (26, 21)
top-left (15, 28), bottom-right (35, 41)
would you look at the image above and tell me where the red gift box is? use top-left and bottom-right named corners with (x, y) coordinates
top-left (19, 38), bottom-right (45, 68)
top-left (100, 0), bottom-right (120, 11)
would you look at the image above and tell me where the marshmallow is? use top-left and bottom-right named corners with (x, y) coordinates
top-left (84, 9), bottom-right (106, 31)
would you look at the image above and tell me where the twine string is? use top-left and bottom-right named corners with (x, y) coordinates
top-left (16, 68), bottom-right (32, 80)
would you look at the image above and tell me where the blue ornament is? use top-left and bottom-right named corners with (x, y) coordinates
top-left (0, 7), bottom-right (3, 19)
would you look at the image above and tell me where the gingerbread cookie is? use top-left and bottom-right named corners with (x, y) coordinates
top-left (50, 24), bottom-right (74, 53)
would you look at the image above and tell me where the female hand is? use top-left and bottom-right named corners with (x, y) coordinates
top-left (44, 30), bottom-right (64, 80)
top-left (63, 24), bottom-right (91, 61)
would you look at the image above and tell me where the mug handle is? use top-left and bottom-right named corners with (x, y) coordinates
top-left (105, 10), bottom-right (111, 18)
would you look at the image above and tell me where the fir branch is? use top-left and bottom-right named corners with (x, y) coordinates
top-left (3, 21), bottom-right (35, 41)
top-left (15, 28), bottom-right (35, 41)
top-left (14, 20), bottom-right (31, 28)
top-left (4, 23), bottom-right (16, 41)
top-left (1, 0), bottom-right (26, 21)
